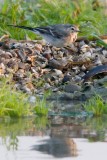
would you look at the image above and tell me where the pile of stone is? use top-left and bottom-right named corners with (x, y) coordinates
top-left (0, 36), bottom-right (107, 100)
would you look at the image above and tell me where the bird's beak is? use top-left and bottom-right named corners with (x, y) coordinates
top-left (75, 29), bottom-right (81, 32)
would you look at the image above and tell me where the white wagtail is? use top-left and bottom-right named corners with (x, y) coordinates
top-left (8, 24), bottom-right (80, 47)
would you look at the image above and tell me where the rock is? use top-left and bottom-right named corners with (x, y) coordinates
top-left (53, 69), bottom-right (63, 77)
top-left (43, 52), bottom-right (52, 60)
top-left (82, 82), bottom-right (94, 91)
top-left (81, 65), bottom-right (87, 71)
top-left (0, 63), bottom-right (6, 74)
top-left (56, 93), bottom-right (74, 101)
top-left (82, 51), bottom-right (92, 59)
top-left (21, 86), bottom-right (32, 94)
top-left (94, 55), bottom-right (102, 65)
top-left (44, 83), bottom-right (51, 89)
top-left (18, 62), bottom-right (26, 69)
top-left (62, 75), bottom-right (71, 84)
top-left (80, 44), bottom-right (91, 53)
top-left (72, 75), bottom-right (82, 82)
top-left (17, 50), bottom-right (27, 62)
top-left (102, 49), bottom-right (107, 57)
top-left (72, 66), bottom-right (80, 74)
top-left (64, 83), bottom-right (81, 93)
top-left (57, 51), bottom-right (64, 58)
top-left (35, 43), bottom-right (42, 51)
top-left (48, 58), bottom-right (67, 70)
top-left (94, 76), bottom-right (107, 86)
top-left (28, 96), bottom-right (36, 104)
top-left (79, 40), bottom-right (86, 47)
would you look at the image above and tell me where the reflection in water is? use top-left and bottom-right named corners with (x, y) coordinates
top-left (7, 134), bottom-right (18, 150)
top-left (31, 137), bottom-right (77, 157)
top-left (82, 117), bottom-right (107, 142)
top-left (0, 116), bottom-right (107, 159)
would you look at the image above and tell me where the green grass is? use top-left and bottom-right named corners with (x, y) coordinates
top-left (0, 78), bottom-right (31, 118)
top-left (1, 78), bottom-right (107, 119)
top-left (34, 97), bottom-right (49, 116)
top-left (0, 77), bottom-right (51, 118)
top-left (0, 0), bottom-right (107, 39)
top-left (0, 78), bottom-right (50, 118)
top-left (34, 89), bottom-right (52, 117)
top-left (83, 94), bottom-right (107, 116)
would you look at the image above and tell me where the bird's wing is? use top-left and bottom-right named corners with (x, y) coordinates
top-left (34, 24), bottom-right (70, 38)
top-left (50, 24), bottom-right (71, 38)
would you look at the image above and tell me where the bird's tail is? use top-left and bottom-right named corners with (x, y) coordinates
top-left (8, 25), bottom-right (35, 31)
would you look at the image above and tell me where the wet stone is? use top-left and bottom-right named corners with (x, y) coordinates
top-left (64, 83), bottom-right (81, 93)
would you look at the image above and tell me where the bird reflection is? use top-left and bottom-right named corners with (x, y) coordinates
top-left (31, 136), bottom-right (77, 158)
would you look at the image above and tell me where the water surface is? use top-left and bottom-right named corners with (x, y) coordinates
top-left (0, 117), bottom-right (107, 160)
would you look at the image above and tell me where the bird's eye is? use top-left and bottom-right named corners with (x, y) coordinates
top-left (71, 27), bottom-right (75, 30)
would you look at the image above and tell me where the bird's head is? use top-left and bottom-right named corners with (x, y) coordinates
top-left (70, 25), bottom-right (80, 33)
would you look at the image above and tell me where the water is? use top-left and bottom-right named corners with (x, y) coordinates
top-left (0, 116), bottom-right (107, 160)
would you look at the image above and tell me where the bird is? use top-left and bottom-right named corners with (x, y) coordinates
top-left (8, 24), bottom-right (80, 47)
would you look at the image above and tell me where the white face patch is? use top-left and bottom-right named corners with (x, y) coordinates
top-left (68, 32), bottom-right (78, 44)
